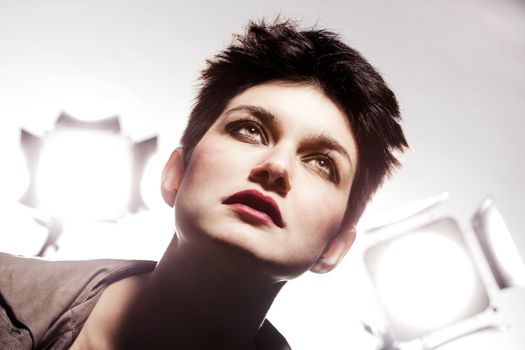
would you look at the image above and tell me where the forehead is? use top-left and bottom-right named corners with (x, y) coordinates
top-left (221, 81), bottom-right (358, 163)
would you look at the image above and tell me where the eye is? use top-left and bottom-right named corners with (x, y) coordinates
top-left (304, 154), bottom-right (340, 184)
top-left (225, 119), bottom-right (268, 145)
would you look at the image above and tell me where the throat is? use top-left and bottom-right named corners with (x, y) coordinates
top-left (115, 237), bottom-right (285, 349)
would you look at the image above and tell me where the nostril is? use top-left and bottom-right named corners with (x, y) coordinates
top-left (249, 163), bottom-right (291, 196)
top-left (252, 169), bottom-right (269, 182)
top-left (274, 176), bottom-right (290, 195)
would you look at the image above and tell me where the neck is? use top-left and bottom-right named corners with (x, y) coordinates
top-left (115, 236), bottom-right (285, 350)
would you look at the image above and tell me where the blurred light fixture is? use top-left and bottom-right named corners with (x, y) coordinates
top-left (36, 128), bottom-right (132, 220)
top-left (359, 194), bottom-right (517, 350)
top-left (361, 192), bottom-right (450, 233)
top-left (472, 197), bottom-right (525, 289)
top-left (19, 112), bottom-right (157, 255)
top-left (364, 218), bottom-right (490, 342)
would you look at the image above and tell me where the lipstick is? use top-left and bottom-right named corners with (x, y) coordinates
top-left (223, 189), bottom-right (284, 228)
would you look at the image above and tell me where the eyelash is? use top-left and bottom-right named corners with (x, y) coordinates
top-left (304, 153), bottom-right (340, 184)
top-left (225, 118), bottom-right (340, 184)
top-left (225, 118), bottom-right (269, 145)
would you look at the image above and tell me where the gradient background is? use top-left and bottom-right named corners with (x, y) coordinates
top-left (1, 0), bottom-right (524, 349)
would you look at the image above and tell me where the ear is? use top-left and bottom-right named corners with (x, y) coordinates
top-left (310, 223), bottom-right (356, 274)
top-left (160, 148), bottom-right (185, 207)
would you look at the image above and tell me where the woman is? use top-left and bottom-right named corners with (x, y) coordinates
top-left (0, 19), bottom-right (407, 349)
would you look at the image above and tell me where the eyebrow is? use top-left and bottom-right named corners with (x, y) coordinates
top-left (225, 105), bottom-right (277, 127)
top-left (307, 133), bottom-right (353, 170)
top-left (225, 104), bottom-right (353, 169)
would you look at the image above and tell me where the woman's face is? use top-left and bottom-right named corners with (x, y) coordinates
top-left (174, 81), bottom-right (358, 280)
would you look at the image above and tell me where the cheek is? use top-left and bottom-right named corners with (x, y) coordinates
top-left (293, 179), bottom-right (348, 241)
top-left (186, 136), bottom-right (249, 181)
top-left (174, 142), bottom-right (229, 239)
top-left (303, 204), bottom-right (343, 240)
top-left (186, 142), bottom-right (220, 179)
top-left (182, 142), bottom-right (229, 191)
top-left (176, 136), bottom-right (250, 212)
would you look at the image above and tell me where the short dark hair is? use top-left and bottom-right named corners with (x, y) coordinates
top-left (181, 19), bottom-right (408, 226)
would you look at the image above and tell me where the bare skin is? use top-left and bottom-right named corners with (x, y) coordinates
top-left (71, 82), bottom-right (357, 349)
top-left (72, 236), bottom-right (284, 350)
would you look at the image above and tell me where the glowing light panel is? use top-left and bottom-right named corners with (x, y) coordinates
top-left (36, 128), bottom-right (132, 221)
top-left (364, 218), bottom-right (490, 341)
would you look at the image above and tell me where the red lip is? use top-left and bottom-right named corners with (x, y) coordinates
top-left (223, 189), bottom-right (284, 228)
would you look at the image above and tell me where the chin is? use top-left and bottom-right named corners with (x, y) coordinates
top-left (175, 204), bottom-right (317, 280)
top-left (219, 232), bottom-right (317, 280)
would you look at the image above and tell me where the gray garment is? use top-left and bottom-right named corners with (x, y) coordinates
top-left (0, 252), bottom-right (156, 349)
top-left (0, 252), bottom-right (291, 350)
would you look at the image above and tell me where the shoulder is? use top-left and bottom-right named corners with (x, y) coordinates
top-left (71, 273), bottom-right (151, 350)
top-left (0, 252), bottom-right (156, 349)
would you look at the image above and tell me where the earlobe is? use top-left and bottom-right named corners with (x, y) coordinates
top-left (310, 225), bottom-right (356, 274)
top-left (161, 148), bottom-right (185, 207)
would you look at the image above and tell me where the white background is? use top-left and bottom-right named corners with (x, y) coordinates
top-left (1, 0), bottom-right (524, 349)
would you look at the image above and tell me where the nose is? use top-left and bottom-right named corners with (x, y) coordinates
top-left (249, 148), bottom-right (292, 196)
